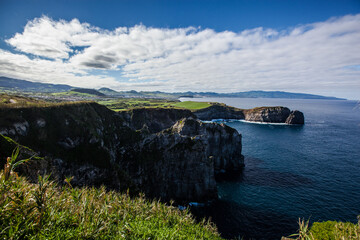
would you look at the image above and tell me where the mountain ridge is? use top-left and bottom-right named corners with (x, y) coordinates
top-left (0, 76), bottom-right (346, 100)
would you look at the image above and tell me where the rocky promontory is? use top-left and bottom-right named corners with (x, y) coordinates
top-left (0, 102), bottom-right (243, 202)
top-left (193, 103), bottom-right (304, 124)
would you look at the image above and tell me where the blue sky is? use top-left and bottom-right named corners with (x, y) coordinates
top-left (0, 0), bottom-right (360, 99)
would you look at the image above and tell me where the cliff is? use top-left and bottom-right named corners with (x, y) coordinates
top-left (193, 104), bottom-right (304, 124)
top-left (0, 103), bottom-right (244, 202)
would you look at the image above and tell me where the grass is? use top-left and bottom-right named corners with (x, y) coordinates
top-left (1, 93), bottom-right (213, 112)
top-left (51, 91), bottom-right (93, 97)
top-left (171, 101), bottom-right (212, 110)
top-left (0, 94), bottom-right (93, 108)
top-left (310, 220), bottom-right (360, 240)
top-left (286, 218), bottom-right (360, 240)
top-left (97, 98), bottom-right (179, 111)
top-left (0, 167), bottom-right (222, 239)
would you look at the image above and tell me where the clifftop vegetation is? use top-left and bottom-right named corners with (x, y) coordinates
top-left (0, 160), bottom-right (222, 239)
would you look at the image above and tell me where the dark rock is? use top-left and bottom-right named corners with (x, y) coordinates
top-left (193, 104), bottom-right (304, 125)
top-left (244, 106), bottom-right (291, 123)
top-left (117, 108), bottom-right (195, 133)
top-left (193, 104), bottom-right (244, 120)
top-left (285, 110), bottom-right (305, 124)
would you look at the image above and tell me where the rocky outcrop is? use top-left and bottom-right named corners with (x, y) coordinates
top-left (285, 110), bottom-right (305, 124)
top-left (0, 103), bottom-right (244, 202)
top-left (117, 108), bottom-right (195, 133)
top-left (243, 106), bottom-right (291, 123)
top-left (193, 104), bottom-right (304, 124)
top-left (193, 104), bottom-right (245, 121)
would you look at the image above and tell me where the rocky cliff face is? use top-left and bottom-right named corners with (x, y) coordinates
top-left (193, 104), bottom-right (304, 124)
top-left (243, 106), bottom-right (291, 123)
top-left (192, 104), bottom-right (245, 121)
top-left (0, 103), bottom-right (244, 202)
top-left (117, 108), bottom-right (195, 133)
top-left (285, 110), bottom-right (305, 124)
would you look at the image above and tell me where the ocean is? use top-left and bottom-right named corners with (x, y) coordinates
top-left (182, 98), bottom-right (360, 240)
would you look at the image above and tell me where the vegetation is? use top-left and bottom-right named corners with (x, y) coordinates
top-left (97, 98), bottom-right (213, 111)
top-left (0, 152), bottom-right (222, 240)
top-left (0, 93), bottom-right (44, 107)
top-left (1, 92), bottom-right (213, 112)
top-left (0, 93), bottom-right (92, 108)
top-left (172, 101), bottom-right (212, 110)
top-left (97, 98), bottom-right (179, 111)
top-left (286, 218), bottom-right (360, 240)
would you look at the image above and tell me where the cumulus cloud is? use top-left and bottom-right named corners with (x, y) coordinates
top-left (1, 14), bottom-right (360, 98)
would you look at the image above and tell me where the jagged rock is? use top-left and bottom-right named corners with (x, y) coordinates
top-left (244, 107), bottom-right (291, 123)
top-left (117, 118), bottom-right (244, 201)
top-left (117, 108), bottom-right (195, 133)
top-left (193, 104), bottom-right (245, 120)
top-left (285, 110), bottom-right (305, 124)
top-left (171, 118), bottom-right (244, 172)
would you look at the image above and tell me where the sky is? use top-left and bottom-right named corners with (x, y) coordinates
top-left (0, 0), bottom-right (360, 99)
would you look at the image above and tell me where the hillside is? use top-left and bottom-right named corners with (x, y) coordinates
top-left (71, 88), bottom-right (106, 96)
top-left (0, 77), bottom-right (72, 93)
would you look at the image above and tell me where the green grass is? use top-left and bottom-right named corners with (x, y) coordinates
top-left (309, 220), bottom-right (360, 240)
top-left (52, 90), bottom-right (99, 97)
top-left (97, 98), bottom-right (179, 111)
top-left (0, 170), bottom-right (222, 239)
top-left (287, 218), bottom-right (360, 240)
top-left (171, 101), bottom-right (212, 110)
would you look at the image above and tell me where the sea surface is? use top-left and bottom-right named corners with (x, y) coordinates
top-left (181, 98), bottom-right (360, 240)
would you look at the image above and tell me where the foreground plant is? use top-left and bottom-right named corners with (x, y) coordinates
top-left (287, 218), bottom-right (314, 240)
top-left (0, 161), bottom-right (222, 239)
top-left (286, 216), bottom-right (360, 240)
top-left (2, 146), bottom-right (32, 182)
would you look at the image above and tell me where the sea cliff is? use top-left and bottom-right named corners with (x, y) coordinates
top-left (0, 102), bottom-right (243, 202)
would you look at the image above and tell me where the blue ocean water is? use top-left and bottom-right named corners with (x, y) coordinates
top-left (184, 98), bottom-right (360, 240)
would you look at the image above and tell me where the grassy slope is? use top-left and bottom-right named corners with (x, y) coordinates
top-left (172, 101), bottom-right (212, 110)
top-left (0, 171), bottom-right (222, 239)
top-left (97, 98), bottom-right (179, 111)
top-left (309, 220), bottom-right (360, 240)
top-left (97, 99), bottom-right (212, 111)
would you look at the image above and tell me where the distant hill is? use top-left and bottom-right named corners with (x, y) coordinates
top-left (98, 87), bottom-right (121, 96)
top-left (191, 91), bottom-right (346, 100)
top-left (0, 77), bottom-right (72, 93)
top-left (72, 88), bottom-right (105, 96)
top-left (0, 76), bottom-right (345, 100)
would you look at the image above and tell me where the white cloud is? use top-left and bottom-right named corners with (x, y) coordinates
top-left (1, 14), bottom-right (360, 99)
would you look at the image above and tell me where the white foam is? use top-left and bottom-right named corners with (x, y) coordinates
top-left (202, 119), bottom-right (290, 125)
top-left (238, 120), bottom-right (289, 125)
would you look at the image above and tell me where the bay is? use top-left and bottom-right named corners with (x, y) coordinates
top-left (182, 97), bottom-right (360, 240)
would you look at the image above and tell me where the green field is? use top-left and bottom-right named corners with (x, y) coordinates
top-left (97, 98), bottom-right (179, 111)
top-left (171, 101), bottom-right (212, 110)
top-left (97, 99), bottom-right (212, 111)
